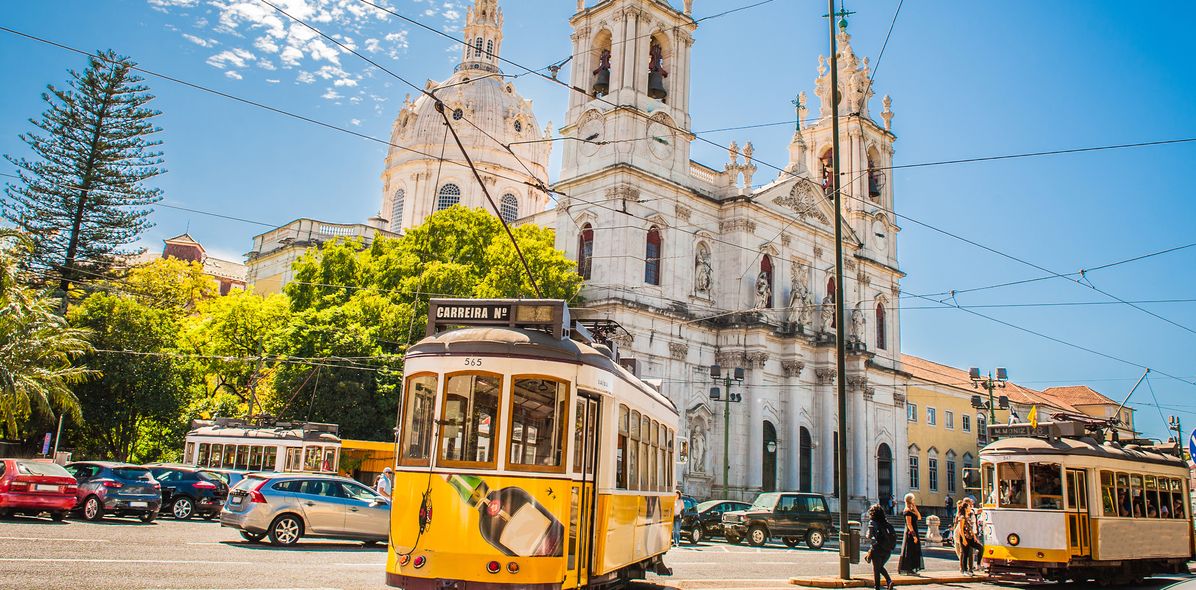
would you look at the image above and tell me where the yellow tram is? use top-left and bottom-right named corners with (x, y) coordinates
top-left (386, 299), bottom-right (679, 590)
top-left (978, 420), bottom-right (1194, 584)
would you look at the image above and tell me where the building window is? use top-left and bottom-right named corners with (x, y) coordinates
top-left (499, 194), bottom-right (518, 223)
top-left (946, 453), bottom-right (957, 494)
top-left (760, 254), bottom-right (774, 307)
top-left (945, 410), bottom-right (954, 430)
top-left (875, 302), bottom-right (886, 350)
top-left (909, 452), bottom-right (920, 489)
top-left (578, 223), bottom-right (594, 280)
top-left (644, 226), bottom-right (662, 285)
top-left (486, 39), bottom-right (494, 57)
top-left (390, 188), bottom-right (405, 230)
top-left (474, 37), bottom-right (483, 57)
top-left (436, 183), bottom-right (461, 211)
top-left (977, 414), bottom-right (988, 444)
top-left (928, 456), bottom-right (939, 492)
top-left (907, 403), bottom-right (917, 422)
top-left (962, 415), bottom-right (971, 432)
top-left (826, 275), bottom-right (836, 327)
top-left (514, 120), bottom-right (523, 133)
top-left (927, 407), bottom-right (937, 426)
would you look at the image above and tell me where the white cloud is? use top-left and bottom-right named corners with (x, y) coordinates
top-left (225, 70), bottom-right (243, 80)
top-left (350, 118), bottom-right (362, 126)
top-left (182, 33), bottom-right (217, 48)
top-left (279, 46), bottom-right (304, 66)
top-left (322, 88), bottom-right (342, 100)
top-left (296, 71), bottom-right (316, 84)
top-left (253, 36), bottom-right (279, 53)
top-left (206, 48), bottom-right (257, 69)
top-left (148, 0), bottom-right (197, 10)
top-left (266, 78), bottom-right (281, 84)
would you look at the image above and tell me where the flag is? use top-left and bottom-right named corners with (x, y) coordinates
top-left (1028, 405), bottom-right (1039, 429)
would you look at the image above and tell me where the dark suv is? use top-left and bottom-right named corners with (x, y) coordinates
top-left (147, 465), bottom-right (229, 520)
top-left (683, 499), bottom-right (750, 544)
top-left (722, 492), bottom-right (834, 549)
top-left (65, 462), bottom-right (161, 522)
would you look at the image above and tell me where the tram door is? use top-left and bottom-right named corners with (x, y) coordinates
top-left (1065, 469), bottom-right (1091, 558)
top-left (566, 393), bottom-right (601, 589)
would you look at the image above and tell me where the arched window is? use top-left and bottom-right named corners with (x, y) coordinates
top-left (390, 188), bottom-right (405, 230)
top-left (499, 194), bottom-right (518, 223)
top-left (826, 276), bottom-right (836, 328)
top-left (908, 445), bottom-right (920, 489)
top-left (875, 302), bottom-right (887, 350)
top-left (474, 37), bottom-right (483, 57)
top-left (644, 226), bottom-right (662, 285)
top-left (436, 183), bottom-right (461, 211)
top-left (799, 427), bottom-right (813, 493)
top-left (578, 223), bottom-right (594, 280)
top-left (760, 254), bottom-right (773, 307)
top-left (486, 39), bottom-right (494, 57)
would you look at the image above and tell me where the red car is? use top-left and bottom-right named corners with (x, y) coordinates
top-left (0, 459), bottom-right (79, 521)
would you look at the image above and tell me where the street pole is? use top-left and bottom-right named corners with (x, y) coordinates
top-left (827, 0), bottom-right (851, 579)
top-left (723, 375), bottom-right (731, 494)
top-left (986, 372), bottom-right (997, 425)
top-left (51, 413), bottom-right (63, 458)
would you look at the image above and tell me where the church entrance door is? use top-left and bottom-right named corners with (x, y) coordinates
top-left (762, 421), bottom-right (777, 492)
top-left (877, 443), bottom-right (893, 512)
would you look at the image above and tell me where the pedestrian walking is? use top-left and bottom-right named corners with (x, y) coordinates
top-left (375, 467), bottom-right (393, 500)
top-left (864, 504), bottom-right (896, 590)
top-left (953, 500), bottom-right (976, 574)
top-left (966, 498), bottom-right (984, 568)
top-left (897, 493), bottom-right (923, 575)
top-left (673, 491), bottom-right (684, 546)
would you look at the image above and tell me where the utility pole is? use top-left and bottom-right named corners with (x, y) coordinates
top-left (969, 367), bottom-right (1009, 424)
top-left (710, 365), bottom-right (744, 495)
top-left (826, 0), bottom-right (852, 579)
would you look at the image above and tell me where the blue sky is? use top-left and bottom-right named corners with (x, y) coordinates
top-left (2, 1), bottom-right (1195, 442)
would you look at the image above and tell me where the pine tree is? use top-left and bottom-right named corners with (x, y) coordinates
top-left (2, 50), bottom-right (164, 299)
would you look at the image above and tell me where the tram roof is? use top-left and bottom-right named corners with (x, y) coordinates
top-left (408, 326), bottom-right (677, 414)
top-left (187, 424), bottom-right (342, 444)
top-left (981, 435), bottom-right (1186, 469)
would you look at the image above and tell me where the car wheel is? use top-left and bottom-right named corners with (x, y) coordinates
top-left (51, 511), bottom-right (68, 522)
top-left (806, 529), bottom-right (825, 550)
top-left (748, 525), bottom-right (768, 547)
top-left (725, 533), bottom-right (742, 545)
top-left (139, 512), bottom-right (156, 523)
top-left (268, 514), bottom-right (303, 546)
top-left (82, 496), bottom-right (104, 521)
top-left (172, 497), bottom-right (194, 520)
top-left (690, 526), bottom-right (703, 545)
top-left (783, 536), bottom-right (800, 548)
top-left (239, 531), bottom-right (266, 543)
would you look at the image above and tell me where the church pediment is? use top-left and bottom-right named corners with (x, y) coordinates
top-left (770, 178), bottom-right (832, 226)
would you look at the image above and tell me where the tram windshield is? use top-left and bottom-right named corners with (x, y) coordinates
top-left (997, 462), bottom-right (1027, 508)
top-left (1030, 462), bottom-right (1063, 510)
top-left (440, 373), bottom-right (502, 467)
top-left (509, 377), bottom-right (568, 471)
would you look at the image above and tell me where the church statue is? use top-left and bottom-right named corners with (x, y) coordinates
top-left (788, 264), bottom-right (810, 324)
top-left (851, 303), bottom-right (865, 342)
top-left (755, 272), bottom-right (772, 309)
top-left (820, 294), bottom-right (834, 331)
top-left (694, 247), bottom-right (713, 295)
top-left (728, 141), bottom-right (739, 166)
top-left (689, 424), bottom-right (706, 474)
top-left (799, 295), bottom-right (815, 326)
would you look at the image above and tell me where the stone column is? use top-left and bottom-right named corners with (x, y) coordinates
top-left (747, 393), bottom-right (764, 492)
top-left (852, 387), bottom-right (868, 505)
top-left (817, 368), bottom-right (836, 497)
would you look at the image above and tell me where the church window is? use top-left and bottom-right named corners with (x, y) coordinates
top-left (578, 223), bottom-right (594, 280)
top-left (760, 255), bottom-right (773, 307)
top-left (644, 226), bottom-right (662, 285)
top-left (486, 39), bottom-right (494, 57)
top-left (436, 183), bottom-right (461, 211)
top-left (875, 302), bottom-right (887, 350)
top-left (391, 188), bottom-right (405, 230)
top-left (474, 37), bottom-right (483, 57)
top-left (513, 120), bottom-right (522, 133)
top-left (452, 108), bottom-right (464, 121)
top-left (499, 194), bottom-right (518, 223)
top-left (826, 276), bottom-right (836, 328)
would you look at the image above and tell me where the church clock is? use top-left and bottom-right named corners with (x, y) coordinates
top-left (579, 118), bottom-right (604, 157)
top-left (647, 120), bottom-right (673, 160)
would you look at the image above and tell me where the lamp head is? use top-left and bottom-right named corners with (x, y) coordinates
top-left (996, 367), bottom-right (1008, 381)
top-left (710, 364), bottom-right (721, 379)
top-left (733, 367), bottom-right (745, 381)
top-left (968, 367), bottom-right (981, 381)
top-left (709, 387), bottom-right (721, 400)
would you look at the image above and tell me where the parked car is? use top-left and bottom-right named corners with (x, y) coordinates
top-left (682, 499), bottom-right (750, 544)
top-left (220, 473), bottom-right (389, 546)
top-left (0, 459), bottom-right (78, 520)
top-left (64, 462), bottom-right (161, 522)
top-left (722, 491), bottom-right (834, 549)
top-left (146, 465), bottom-right (229, 520)
top-left (203, 468), bottom-right (252, 489)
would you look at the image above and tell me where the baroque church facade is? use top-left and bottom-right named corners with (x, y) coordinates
top-left (380, 0), bottom-right (908, 512)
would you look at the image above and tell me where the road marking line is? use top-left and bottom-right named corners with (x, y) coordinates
top-left (0, 536), bottom-right (107, 543)
top-left (0, 558), bottom-right (257, 565)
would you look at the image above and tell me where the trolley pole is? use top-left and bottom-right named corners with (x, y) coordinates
top-left (826, 0), bottom-right (851, 579)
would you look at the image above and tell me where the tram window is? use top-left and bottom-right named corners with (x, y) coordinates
top-left (997, 462), bottom-right (1027, 508)
top-left (666, 429), bottom-right (675, 489)
top-left (440, 373), bottom-right (502, 467)
top-left (237, 445), bottom-right (251, 470)
top-left (249, 446), bottom-right (263, 471)
top-left (640, 415), bottom-right (651, 491)
top-left (1030, 462), bottom-right (1063, 510)
top-left (658, 423), bottom-right (667, 491)
top-left (1101, 471), bottom-right (1117, 516)
top-left (400, 374), bottom-right (438, 466)
top-left (508, 378), bottom-right (568, 471)
top-left (649, 419), bottom-right (658, 491)
top-left (573, 399), bottom-right (586, 473)
top-left (286, 447), bottom-right (302, 471)
top-left (1144, 476), bottom-right (1160, 518)
top-left (264, 446), bottom-right (278, 471)
top-left (304, 446), bottom-right (323, 471)
top-left (1158, 478), bottom-right (1172, 518)
top-left (1129, 473), bottom-right (1145, 517)
top-left (197, 443), bottom-right (210, 467)
top-left (1172, 480), bottom-right (1187, 519)
top-left (185, 442), bottom-right (195, 464)
top-left (982, 464), bottom-right (995, 506)
top-left (1115, 472), bottom-right (1131, 516)
top-left (629, 410), bottom-right (640, 491)
top-left (617, 405), bottom-right (629, 489)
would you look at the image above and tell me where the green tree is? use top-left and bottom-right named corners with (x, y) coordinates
top-left (2, 50), bottom-right (164, 297)
top-left (0, 230), bottom-right (93, 438)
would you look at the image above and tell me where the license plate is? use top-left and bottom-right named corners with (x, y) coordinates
top-left (231, 496), bottom-right (243, 505)
top-left (130, 501), bottom-right (148, 508)
top-left (35, 484), bottom-right (59, 492)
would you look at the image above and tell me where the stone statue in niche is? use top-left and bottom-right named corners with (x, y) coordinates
top-left (788, 264), bottom-right (811, 325)
top-left (694, 246), bottom-right (713, 295)
top-left (851, 303), bottom-right (866, 342)
top-left (821, 294), bottom-right (834, 331)
top-left (755, 272), bottom-right (772, 309)
top-left (689, 422), bottom-right (707, 474)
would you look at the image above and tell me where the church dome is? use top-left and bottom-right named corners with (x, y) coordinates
top-left (380, 0), bottom-right (551, 233)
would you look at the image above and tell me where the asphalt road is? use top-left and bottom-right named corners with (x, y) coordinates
top-left (0, 513), bottom-right (1190, 590)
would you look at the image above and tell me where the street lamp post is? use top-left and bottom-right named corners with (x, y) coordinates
top-left (710, 364), bottom-right (744, 495)
top-left (969, 367), bottom-right (1009, 424)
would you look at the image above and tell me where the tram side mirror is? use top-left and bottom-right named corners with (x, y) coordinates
top-left (962, 467), bottom-right (981, 491)
top-left (677, 439), bottom-right (690, 464)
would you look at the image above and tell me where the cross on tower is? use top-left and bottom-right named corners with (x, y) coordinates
top-left (823, 0), bottom-right (855, 31)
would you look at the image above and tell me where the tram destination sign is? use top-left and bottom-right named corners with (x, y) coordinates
top-left (988, 421), bottom-right (1085, 440)
top-left (427, 299), bottom-right (569, 339)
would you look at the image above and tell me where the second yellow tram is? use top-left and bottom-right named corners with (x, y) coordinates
top-left (386, 300), bottom-right (679, 590)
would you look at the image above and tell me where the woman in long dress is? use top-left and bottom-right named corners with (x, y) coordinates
top-left (897, 493), bottom-right (923, 575)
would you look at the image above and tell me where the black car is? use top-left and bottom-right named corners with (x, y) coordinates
top-left (147, 465), bottom-right (229, 520)
top-left (682, 499), bottom-right (751, 544)
top-left (722, 492), bottom-right (835, 549)
top-left (65, 462), bottom-right (162, 522)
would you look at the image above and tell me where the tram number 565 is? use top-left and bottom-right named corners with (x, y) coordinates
top-left (464, 357), bottom-right (483, 367)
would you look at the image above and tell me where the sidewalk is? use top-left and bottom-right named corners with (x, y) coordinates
top-left (790, 571), bottom-right (989, 588)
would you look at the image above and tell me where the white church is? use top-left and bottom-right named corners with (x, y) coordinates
top-left (255, 0), bottom-right (912, 512)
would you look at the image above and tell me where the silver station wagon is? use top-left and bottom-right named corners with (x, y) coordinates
top-left (219, 473), bottom-right (390, 546)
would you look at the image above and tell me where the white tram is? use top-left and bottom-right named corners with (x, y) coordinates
top-left (182, 418), bottom-right (342, 473)
top-left (979, 420), bottom-right (1194, 584)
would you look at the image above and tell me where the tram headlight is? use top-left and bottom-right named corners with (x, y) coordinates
top-left (413, 555), bottom-right (427, 569)
top-left (1006, 533), bottom-right (1020, 546)
top-left (507, 562), bottom-right (520, 574)
top-left (486, 560), bottom-right (501, 574)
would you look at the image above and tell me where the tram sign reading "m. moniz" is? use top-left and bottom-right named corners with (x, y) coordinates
top-left (427, 299), bottom-right (569, 339)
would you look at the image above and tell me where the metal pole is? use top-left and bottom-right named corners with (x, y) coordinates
top-left (723, 376), bottom-right (731, 495)
top-left (987, 373), bottom-right (997, 425)
top-left (827, 0), bottom-right (850, 578)
top-left (51, 413), bottom-right (63, 458)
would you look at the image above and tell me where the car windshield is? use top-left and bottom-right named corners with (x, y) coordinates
top-left (16, 461), bottom-right (70, 477)
top-left (751, 493), bottom-right (780, 510)
top-left (113, 467), bottom-right (154, 481)
top-left (697, 500), bottom-right (723, 512)
top-left (197, 471), bottom-right (223, 482)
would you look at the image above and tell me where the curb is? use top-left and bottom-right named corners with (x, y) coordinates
top-left (790, 572), bottom-right (990, 588)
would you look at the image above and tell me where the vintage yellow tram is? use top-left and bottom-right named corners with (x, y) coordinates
top-left (386, 299), bottom-right (679, 590)
top-left (979, 420), bottom-right (1194, 584)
